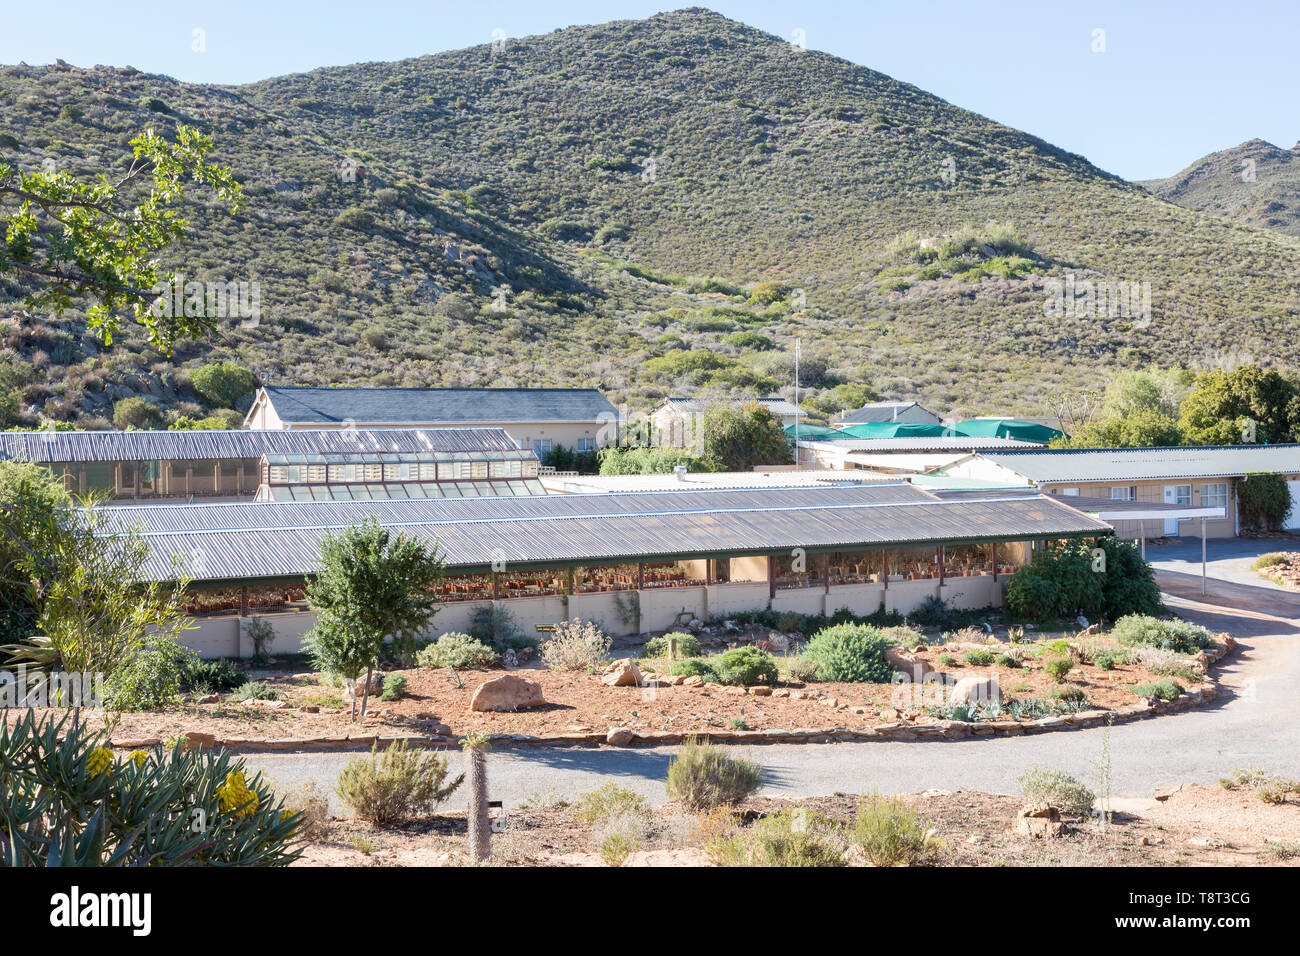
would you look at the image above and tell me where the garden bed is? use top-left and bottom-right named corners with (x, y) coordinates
top-left (37, 616), bottom-right (1236, 749)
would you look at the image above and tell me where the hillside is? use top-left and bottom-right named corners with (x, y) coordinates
top-left (3, 7), bottom-right (1300, 427)
top-left (1140, 139), bottom-right (1300, 238)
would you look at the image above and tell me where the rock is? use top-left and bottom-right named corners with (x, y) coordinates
top-left (341, 672), bottom-right (384, 701)
top-left (298, 705), bottom-right (320, 714)
top-left (1154, 782), bottom-right (1192, 801)
top-left (600, 658), bottom-right (643, 687)
top-left (879, 707), bottom-right (900, 721)
top-left (819, 696), bottom-right (839, 707)
top-left (765, 632), bottom-right (790, 652)
top-left (1017, 802), bottom-right (1063, 838)
top-left (197, 694), bottom-right (220, 704)
top-left (682, 675), bottom-right (704, 687)
top-left (886, 645), bottom-right (928, 682)
top-left (469, 674), bottom-right (546, 712)
top-left (179, 731), bottom-right (218, 750)
top-left (772, 688), bottom-right (790, 698)
top-left (949, 676), bottom-right (1001, 707)
top-left (606, 727), bottom-right (635, 745)
top-left (1188, 836), bottom-right (1227, 849)
top-left (747, 686), bottom-right (772, 696)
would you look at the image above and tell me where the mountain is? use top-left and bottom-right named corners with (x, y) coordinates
top-left (3, 7), bottom-right (1300, 427)
top-left (1140, 139), bottom-right (1300, 238)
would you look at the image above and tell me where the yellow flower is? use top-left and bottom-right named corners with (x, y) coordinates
top-left (215, 771), bottom-right (257, 819)
top-left (85, 747), bottom-right (113, 778)
top-left (126, 749), bottom-right (149, 768)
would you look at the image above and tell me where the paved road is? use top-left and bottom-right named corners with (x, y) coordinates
top-left (246, 540), bottom-right (1300, 809)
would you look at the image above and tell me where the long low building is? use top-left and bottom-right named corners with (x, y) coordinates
top-left (102, 482), bottom-right (1113, 658)
top-left (937, 444), bottom-right (1300, 538)
top-left (0, 427), bottom-right (533, 503)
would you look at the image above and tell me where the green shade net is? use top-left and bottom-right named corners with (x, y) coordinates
top-left (943, 419), bottom-right (1066, 442)
top-left (832, 422), bottom-right (948, 439)
top-left (783, 423), bottom-right (845, 440)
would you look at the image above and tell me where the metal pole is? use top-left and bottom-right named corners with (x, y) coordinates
top-left (794, 338), bottom-right (801, 471)
top-left (1201, 517), bottom-right (1207, 596)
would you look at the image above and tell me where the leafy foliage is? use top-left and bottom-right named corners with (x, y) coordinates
top-left (336, 741), bottom-right (463, 827)
top-left (1005, 538), bottom-right (1162, 623)
top-left (700, 401), bottom-right (793, 472)
top-left (804, 624), bottom-right (894, 683)
top-left (665, 738), bottom-right (762, 810)
top-left (712, 646), bottom-right (779, 686)
top-left (1110, 614), bottom-right (1217, 654)
top-left (416, 632), bottom-right (499, 669)
top-left (1016, 766), bottom-right (1096, 818)
top-left (1236, 473), bottom-right (1291, 531)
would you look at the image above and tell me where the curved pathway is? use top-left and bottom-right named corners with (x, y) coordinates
top-left (246, 541), bottom-right (1300, 809)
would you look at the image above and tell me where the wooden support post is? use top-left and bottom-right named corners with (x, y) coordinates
top-left (823, 554), bottom-right (830, 594)
top-left (882, 550), bottom-right (889, 590)
top-left (768, 555), bottom-right (776, 601)
top-left (991, 542), bottom-right (998, 582)
top-left (706, 559), bottom-right (713, 587)
top-left (637, 562), bottom-right (645, 590)
top-left (492, 573), bottom-right (501, 602)
top-left (239, 587), bottom-right (249, 618)
top-left (938, 545), bottom-right (945, 586)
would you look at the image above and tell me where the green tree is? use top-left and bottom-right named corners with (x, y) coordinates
top-left (700, 401), bottom-right (794, 471)
top-left (1236, 473), bottom-right (1291, 531)
top-left (113, 396), bottom-right (163, 430)
top-left (1052, 408), bottom-right (1183, 448)
top-left (0, 126), bottom-right (243, 352)
top-left (1178, 366), bottom-right (1299, 445)
top-left (305, 518), bottom-right (444, 720)
top-left (0, 461), bottom-right (70, 642)
top-left (189, 362), bottom-right (256, 410)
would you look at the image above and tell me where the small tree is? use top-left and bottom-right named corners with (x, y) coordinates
top-left (305, 518), bottom-right (443, 720)
top-left (1237, 473), bottom-right (1291, 531)
top-left (189, 362), bottom-right (255, 410)
top-left (462, 732), bottom-right (492, 862)
top-left (700, 401), bottom-right (794, 471)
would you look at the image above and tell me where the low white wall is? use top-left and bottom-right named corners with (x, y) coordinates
top-left (940, 574), bottom-right (1002, 610)
top-left (640, 586), bottom-right (707, 633)
top-left (825, 583), bottom-right (886, 617)
top-left (771, 587), bottom-right (826, 617)
top-left (567, 591), bottom-right (626, 635)
top-left (706, 582), bottom-right (770, 618)
top-left (884, 579), bottom-right (941, 615)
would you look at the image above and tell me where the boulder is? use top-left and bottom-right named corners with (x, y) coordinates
top-left (1017, 802), bottom-right (1063, 838)
top-left (179, 731), bottom-right (217, 750)
top-left (469, 674), bottom-right (546, 712)
top-left (606, 727), bottom-right (635, 746)
top-left (886, 646), bottom-right (928, 681)
top-left (600, 658), bottom-right (643, 687)
top-left (949, 676), bottom-right (1001, 707)
top-left (341, 672), bottom-right (384, 701)
top-left (682, 675), bottom-right (704, 687)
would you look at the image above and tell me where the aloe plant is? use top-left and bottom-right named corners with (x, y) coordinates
top-left (461, 732), bottom-right (492, 862)
top-left (0, 712), bottom-right (302, 866)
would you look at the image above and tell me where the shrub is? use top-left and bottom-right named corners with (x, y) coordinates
top-left (713, 646), bottom-right (779, 686)
top-left (1129, 678), bottom-right (1184, 701)
top-left (229, 680), bottom-right (280, 701)
top-left (1252, 552), bottom-right (1288, 570)
top-left (599, 832), bottom-right (638, 867)
top-left (1043, 657), bottom-right (1074, 683)
top-left (336, 741), bottom-right (463, 827)
top-left (417, 632), bottom-right (499, 669)
top-left (665, 739), bottom-right (762, 810)
top-left (1017, 767), bottom-right (1096, 817)
top-left (708, 808), bottom-right (847, 867)
top-left (995, 654), bottom-right (1021, 669)
top-left (1047, 683), bottom-right (1088, 703)
top-left (380, 674), bottom-right (406, 701)
top-left (848, 793), bottom-right (939, 866)
top-left (181, 657), bottom-right (246, 693)
top-left (641, 632), bottom-right (700, 659)
top-left (1237, 473), bottom-right (1291, 531)
top-left (467, 604), bottom-right (533, 651)
top-left (1091, 651), bottom-right (1123, 670)
top-left (804, 624), bottom-right (894, 683)
top-left (575, 782), bottom-right (649, 825)
top-left (962, 649), bottom-right (995, 666)
top-left (0, 713), bottom-right (301, 865)
top-left (782, 655), bottom-right (822, 683)
top-left (1111, 615), bottom-right (1217, 654)
top-left (671, 658), bottom-right (718, 681)
top-left (1129, 645), bottom-right (1202, 681)
top-left (112, 396), bottom-right (163, 429)
top-left (907, 595), bottom-right (958, 630)
top-left (936, 654), bottom-right (956, 667)
top-left (540, 618), bottom-right (611, 671)
top-left (189, 362), bottom-right (255, 410)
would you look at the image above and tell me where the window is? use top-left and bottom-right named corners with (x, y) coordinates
top-left (1200, 482), bottom-right (1228, 509)
top-left (1108, 486), bottom-right (1136, 500)
top-left (576, 437), bottom-right (596, 453)
top-left (533, 439), bottom-right (553, 456)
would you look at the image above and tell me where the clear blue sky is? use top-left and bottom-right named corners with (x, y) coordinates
top-left (6, 1), bottom-right (1297, 180)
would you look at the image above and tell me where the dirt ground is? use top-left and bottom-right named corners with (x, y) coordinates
top-left (68, 633), bottom-right (1211, 744)
top-left (292, 784), bottom-right (1300, 867)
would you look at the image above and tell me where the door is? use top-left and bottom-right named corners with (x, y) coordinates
top-left (1163, 484), bottom-right (1190, 536)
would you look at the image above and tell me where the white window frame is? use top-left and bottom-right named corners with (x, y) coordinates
top-left (1200, 482), bottom-right (1228, 509)
top-left (1108, 486), bottom-right (1136, 501)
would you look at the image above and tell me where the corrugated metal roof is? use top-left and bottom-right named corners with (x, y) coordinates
top-left (0, 427), bottom-right (520, 464)
top-left (539, 470), bottom-right (891, 493)
top-left (262, 386), bottom-right (618, 425)
top-left (103, 484), bottom-right (1111, 583)
top-left (974, 445), bottom-right (1300, 482)
top-left (837, 401), bottom-right (942, 424)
